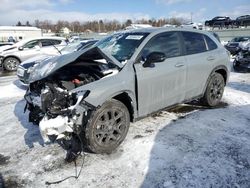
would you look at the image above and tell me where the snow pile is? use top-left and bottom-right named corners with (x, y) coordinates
top-left (0, 76), bottom-right (26, 99)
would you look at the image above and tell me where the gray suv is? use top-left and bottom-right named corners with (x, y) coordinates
top-left (0, 37), bottom-right (67, 71)
top-left (24, 28), bottom-right (230, 161)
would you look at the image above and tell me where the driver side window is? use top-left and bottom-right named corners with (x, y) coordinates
top-left (23, 40), bottom-right (40, 49)
top-left (142, 32), bottom-right (181, 59)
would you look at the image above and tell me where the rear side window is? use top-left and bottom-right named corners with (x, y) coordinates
top-left (182, 32), bottom-right (207, 55)
top-left (143, 32), bottom-right (181, 59)
top-left (205, 35), bottom-right (217, 50)
top-left (41, 39), bottom-right (53, 47)
top-left (41, 39), bottom-right (62, 47)
top-left (51, 40), bottom-right (62, 45)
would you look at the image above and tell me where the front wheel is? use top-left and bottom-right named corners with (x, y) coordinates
top-left (233, 60), bottom-right (240, 71)
top-left (3, 57), bottom-right (20, 71)
top-left (201, 73), bottom-right (225, 107)
top-left (84, 99), bottom-right (130, 154)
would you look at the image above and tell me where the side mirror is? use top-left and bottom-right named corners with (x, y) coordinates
top-left (18, 46), bottom-right (23, 51)
top-left (143, 52), bottom-right (166, 67)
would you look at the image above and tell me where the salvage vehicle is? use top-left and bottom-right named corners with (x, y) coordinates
top-left (225, 36), bottom-right (250, 55)
top-left (17, 40), bottom-right (98, 84)
top-left (233, 42), bottom-right (250, 72)
top-left (0, 37), bottom-right (67, 71)
top-left (24, 28), bottom-right (230, 161)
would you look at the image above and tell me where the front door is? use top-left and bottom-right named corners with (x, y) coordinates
top-left (20, 39), bottom-right (41, 61)
top-left (134, 31), bottom-right (187, 117)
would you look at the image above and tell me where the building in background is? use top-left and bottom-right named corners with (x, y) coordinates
top-left (0, 26), bottom-right (42, 42)
top-left (59, 27), bottom-right (71, 35)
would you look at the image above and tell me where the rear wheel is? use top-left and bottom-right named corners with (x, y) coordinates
top-left (201, 73), bottom-right (225, 107)
top-left (3, 57), bottom-right (20, 71)
top-left (84, 99), bottom-right (130, 154)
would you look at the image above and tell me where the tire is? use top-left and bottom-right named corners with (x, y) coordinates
top-left (201, 73), bottom-right (225, 107)
top-left (233, 60), bottom-right (240, 71)
top-left (84, 99), bottom-right (130, 154)
top-left (3, 57), bottom-right (20, 71)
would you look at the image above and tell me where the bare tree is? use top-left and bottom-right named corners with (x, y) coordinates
top-left (16, 21), bottom-right (22, 26)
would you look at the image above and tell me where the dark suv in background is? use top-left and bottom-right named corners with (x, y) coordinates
top-left (205, 16), bottom-right (233, 28)
top-left (236, 15), bottom-right (250, 27)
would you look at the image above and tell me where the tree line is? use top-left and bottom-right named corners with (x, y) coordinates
top-left (16, 18), bottom-right (186, 33)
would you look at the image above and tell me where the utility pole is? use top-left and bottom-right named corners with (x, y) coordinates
top-left (191, 12), bottom-right (193, 23)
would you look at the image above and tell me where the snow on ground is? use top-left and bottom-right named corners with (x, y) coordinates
top-left (0, 71), bottom-right (250, 188)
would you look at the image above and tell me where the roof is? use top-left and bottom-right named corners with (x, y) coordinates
top-left (122, 27), bottom-right (212, 35)
top-left (0, 26), bottom-right (41, 31)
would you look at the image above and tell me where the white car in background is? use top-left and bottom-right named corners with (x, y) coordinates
top-left (0, 37), bottom-right (67, 71)
top-left (181, 22), bottom-right (203, 30)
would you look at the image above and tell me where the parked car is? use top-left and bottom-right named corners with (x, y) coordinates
top-left (181, 22), bottom-right (203, 30)
top-left (0, 37), bottom-right (67, 71)
top-left (24, 28), bottom-right (230, 161)
top-left (233, 41), bottom-right (250, 72)
top-left (17, 40), bottom-right (98, 83)
top-left (236, 15), bottom-right (250, 27)
top-left (224, 36), bottom-right (250, 55)
top-left (205, 16), bottom-right (233, 28)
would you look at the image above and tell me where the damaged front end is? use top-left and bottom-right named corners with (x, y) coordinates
top-left (24, 47), bottom-right (120, 161)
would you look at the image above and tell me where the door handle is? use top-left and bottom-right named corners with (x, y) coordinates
top-left (207, 56), bottom-right (215, 61)
top-left (175, 63), bottom-right (184, 67)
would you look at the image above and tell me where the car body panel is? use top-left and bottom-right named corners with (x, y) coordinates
top-left (134, 56), bottom-right (187, 117)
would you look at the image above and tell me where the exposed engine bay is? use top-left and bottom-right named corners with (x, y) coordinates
top-left (24, 52), bottom-right (119, 161)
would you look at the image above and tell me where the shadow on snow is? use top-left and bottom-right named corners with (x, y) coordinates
top-left (14, 99), bottom-right (44, 148)
top-left (141, 104), bottom-right (250, 188)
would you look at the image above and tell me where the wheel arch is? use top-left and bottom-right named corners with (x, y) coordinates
top-left (2, 55), bottom-right (21, 64)
top-left (112, 92), bottom-right (135, 122)
top-left (202, 65), bottom-right (229, 95)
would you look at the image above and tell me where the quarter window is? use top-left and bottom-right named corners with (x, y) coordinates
top-left (182, 32), bottom-right (207, 55)
top-left (142, 32), bottom-right (181, 59)
top-left (205, 35), bottom-right (217, 50)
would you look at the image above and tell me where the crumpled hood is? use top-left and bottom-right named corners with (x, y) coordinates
top-left (27, 47), bottom-right (123, 83)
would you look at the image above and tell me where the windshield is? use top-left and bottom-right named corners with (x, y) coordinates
top-left (96, 32), bottom-right (149, 62)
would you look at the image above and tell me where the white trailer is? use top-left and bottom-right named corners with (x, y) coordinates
top-left (0, 26), bottom-right (42, 42)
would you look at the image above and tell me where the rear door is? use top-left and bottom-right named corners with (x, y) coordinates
top-left (40, 39), bottom-right (61, 56)
top-left (181, 31), bottom-right (217, 100)
top-left (134, 31), bottom-right (187, 117)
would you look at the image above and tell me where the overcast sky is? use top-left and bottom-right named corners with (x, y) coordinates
top-left (0, 0), bottom-right (249, 25)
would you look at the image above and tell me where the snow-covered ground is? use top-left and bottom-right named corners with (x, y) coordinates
top-left (0, 71), bottom-right (250, 188)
